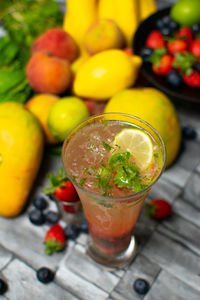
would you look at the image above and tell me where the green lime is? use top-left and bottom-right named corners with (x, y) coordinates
top-left (170, 0), bottom-right (200, 27)
top-left (47, 97), bottom-right (89, 141)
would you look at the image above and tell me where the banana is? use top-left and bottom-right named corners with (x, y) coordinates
top-left (98, 0), bottom-right (116, 20)
top-left (139, 0), bottom-right (157, 21)
top-left (63, 0), bottom-right (98, 54)
top-left (113, 0), bottom-right (140, 47)
top-left (98, 0), bottom-right (139, 47)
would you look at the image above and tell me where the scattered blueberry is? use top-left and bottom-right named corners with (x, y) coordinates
top-left (192, 24), bottom-right (200, 34)
top-left (45, 211), bottom-right (60, 224)
top-left (182, 126), bottom-right (197, 140)
top-left (156, 19), bottom-right (164, 30)
top-left (166, 70), bottom-right (182, 87)
top-left (140, 47), bottom-right (153, 63)
top-left (162, 15), bottom-right (171, 25)
top-left (78, 219), bottom-right (89, 233)
top-left (169, 20), bottom-right (179, 31)
top-left (36, 267), bottom-right (54, 284)
top-left (0, 279), bottom-right (8, 295)
top-left (160, 26), bottom-right (172, 37)
top-left (33, 196), bottom-right (48, 210)
top-left (194, 62), bottom-right (200, 73)
top-left (28, 209), bottom-right (45, 226)
top-left (64, 223), bottom-right (80, 240)
top-left (48, 194), bottom-right (55, 201)
top-left (133, 278), bottom-right (150, 295)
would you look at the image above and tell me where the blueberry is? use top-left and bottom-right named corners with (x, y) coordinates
top-left (36, 267), bottom-right (54, 284)
top-left (182, 126), bottom-right (197, 140)
top-left (33, 196), bottom-right (48, 210)
top-left (156, 19), bottom-right (164, 30)
top-left (0, 279), bottom-right (8, 295)
top-left (166, 70), bottom-right (182, 87)
top-left (140, 47), bottom-right (154, 63)
top-left (160, 26), bottom-right (172, 37)
top-left (192, 24), bottom-right (200, 34)
top-left (133, 278), bottom-right (150, 295)
top-left (64, 223), bottom-right (80, 240)
top-left (28, 209), bottom-right (45, 226)
top-left (45, 211), bottom-right (60, 224)
top-left (194, 62), bottom-right (200, 73)
top-left (162, 16), bottom-right (171, 25)
top-left (78, 220), bottom-right (88, 233)
top-left (169, 20), bottom-right (179, 31)
top-left (48, 194), bottom-right (55, 201)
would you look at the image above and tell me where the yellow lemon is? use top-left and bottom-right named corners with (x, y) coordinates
top-left (113, 129), bottom-right (154, 170)
top-left (105, 88), bottom-right (181, 167)
top-left (73, 49), bottom-right (142, 101)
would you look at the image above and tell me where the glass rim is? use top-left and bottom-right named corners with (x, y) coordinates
top-left (62, 112), bottom-right (167, 202)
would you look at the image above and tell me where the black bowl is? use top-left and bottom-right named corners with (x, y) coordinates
top-left (133, 7), bottom-right (200, 105)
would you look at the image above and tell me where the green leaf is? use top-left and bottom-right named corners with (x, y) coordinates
top-left (172, 52), bottom-right (198, 74)
top-left (0, 35), bottom-right (19, 67)
top-left (149, 48), bottom-right (167, 66)
top-left (79, 178), bottom-right (87, 187)
top-left (102, 141), bottom-right (112, 151)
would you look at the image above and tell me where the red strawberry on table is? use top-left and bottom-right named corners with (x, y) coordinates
top-left (43, 168), bottom-right (80, 214)
top-left (146, 199), bottom-right (172, 219)
top-left (44, 223), bottom-right (66, 255)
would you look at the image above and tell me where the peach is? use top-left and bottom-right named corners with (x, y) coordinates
top-left (26, 52), bottom-right (72, 94)
top-left (84, 19), bottom-right (124, 55)
top-left (31, 28), bottom-right (79, 63)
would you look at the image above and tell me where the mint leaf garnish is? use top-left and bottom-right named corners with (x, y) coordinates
top-left (102, 141), bottom-right (112, 151)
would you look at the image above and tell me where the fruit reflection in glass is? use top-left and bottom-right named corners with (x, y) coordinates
top-left (62, 113), bottom-right (166, 268)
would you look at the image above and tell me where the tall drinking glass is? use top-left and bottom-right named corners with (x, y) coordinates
top-left (62, 113), bottom-right (166, 268)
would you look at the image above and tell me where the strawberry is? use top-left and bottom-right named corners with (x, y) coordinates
top-left (152, 54), bottom-right (173, 75)
top-left (175, 27), bottom-right (193, 45)
top-left (146, 199), bottom-right (172, 219)
top-left (44, 223), bottom-right (66, 255)
top-left (167, 40), bottom-right (188, 54)
top-left (43, 168), bottom-right (80, 214)
top-left (190, 40), bottom-right (200, 58)
top-left (146, 30), bottom-right (165, 49)
top-left (182, 70), bottom-right (200, 87)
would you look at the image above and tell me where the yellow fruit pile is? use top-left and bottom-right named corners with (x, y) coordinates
top-left (63, 0), bottom-right (157, 51)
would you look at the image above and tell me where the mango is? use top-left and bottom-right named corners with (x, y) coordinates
top-left (0, 102), bottom-right (44, 217)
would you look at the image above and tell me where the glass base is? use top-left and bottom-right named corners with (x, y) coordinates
top-left (86, 236), bottom-right (137, 269)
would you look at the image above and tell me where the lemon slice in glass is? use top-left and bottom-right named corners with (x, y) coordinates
top-left (113, 128), bottom-right (153, 170)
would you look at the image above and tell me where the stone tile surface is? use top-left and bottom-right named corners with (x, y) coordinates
top-left (2, 259), bottom-right (78, 300)
top-left (144, 270), bottom-right (200, 300)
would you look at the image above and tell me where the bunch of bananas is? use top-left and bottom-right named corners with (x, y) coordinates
top-left (63, 0), bottom-right (157, 54)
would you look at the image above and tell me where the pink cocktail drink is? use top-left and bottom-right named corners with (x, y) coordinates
top-left (62, 113), bottom-right (166, 268)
